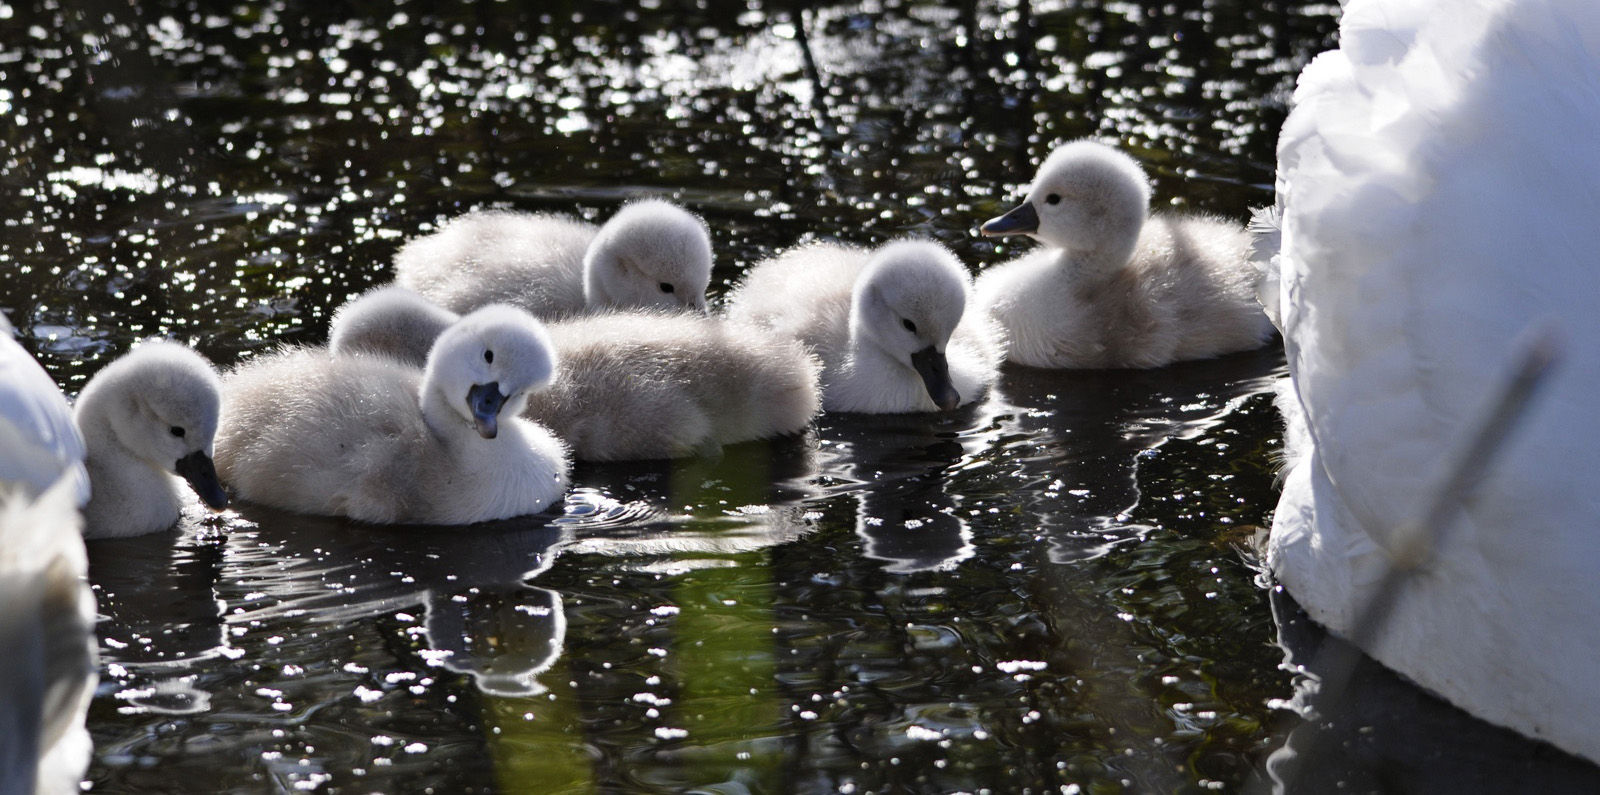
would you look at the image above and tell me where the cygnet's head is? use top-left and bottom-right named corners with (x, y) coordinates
top-left (851, 240), bottom-right (972, 411)
top-left (582, 199), bottom-right (712, 314)
top-left (74, 340), bottom-right (228, 510)
top-left (424, 305), bottom-right (557, 440)
top-left (329, 285), bottom-right (459, 367)
top-left (980, 140), bottom-right (1151, 262)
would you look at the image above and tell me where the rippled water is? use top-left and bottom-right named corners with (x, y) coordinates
top-left (10, 0), bottom-right (1592, 792)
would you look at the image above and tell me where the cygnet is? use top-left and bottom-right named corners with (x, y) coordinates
top-left (976, 139), bottom-right (1274, 369)
top-left (216, 305), bottom-right (569, 524)
top-left (393, 198), bottom-right (712, 319)
top-left (725, 239), bottom-right (1001, 413)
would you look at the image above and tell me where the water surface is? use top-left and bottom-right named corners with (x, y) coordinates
top-left (9, 1), bottom-right (1592, 792)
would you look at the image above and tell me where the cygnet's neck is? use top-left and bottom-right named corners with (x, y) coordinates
top-left (418, 378), bottom-right (476, 444)
top-left (844, 321), bottom-right (927, 404)
top-left (1051, 238), bottom-right (1138, 287)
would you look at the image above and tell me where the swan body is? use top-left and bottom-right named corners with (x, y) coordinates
top-left (74, 341), bottom-right (228, 538)
top-left (328, 287), bottom-right (822, 461)
top-left (1265, 0), bottom-right (1600, 764)
top-left (0, 314), bottom-right (88, 506)
top-left (976, 140), bottom-right (1274, 369)
top-left (217, 305), bottom-right (570, 524)
top-left (726, 239), bottom-right (1001, 414)
top-left (392, 199), bottom-right (712, 318)
top-left (0, 477), bottom-right (96, 795)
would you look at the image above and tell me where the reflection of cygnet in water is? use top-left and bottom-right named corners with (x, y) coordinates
top-left (555, 435), bottom-right (825, 570)
top-left (223, 510), bottom-right (568, 627)
top-left (423, 586), bottom-right (566, 697)
top-left (88, 527), bottom-right (232, 668)
top-left (853, 480), bottom-right (972, 574)
top-left (221, 511), bottom-right (571, 699)
top-left (992, 349), bottom-right (1282, 564)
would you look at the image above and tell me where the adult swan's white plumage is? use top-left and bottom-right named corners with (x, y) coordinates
top-left (976, 140), bottom-right (1273, 369)
top-left (329, 286), bottom-right (822, 462)
top-left (392, 198), bottom-right (712, 318)
top-left (1265, 0), bottom-right (1600, 765)
top-left (0, 314), bottom-right (88, 505)
top-left (725, 239), bottom-right (1001, 414)
top-left (0, 317), bottom-right (96, 795)
top-left (216, 305), bottom-right (570, 524)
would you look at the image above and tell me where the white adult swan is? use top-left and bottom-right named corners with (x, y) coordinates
top-left (0, 478), bottom-right (96, 795)
top-left (74, 341), bottom-right (229, 538)
top-left (216, 305), bottom-right (570, 524)
top-left (0, 312), bottom-right (88, 504)
top-left (0, 317), bottom-right (96, 795)
top-left (725, 239), bottom-right (1001, 413)
top-left (976, 139), bottom-right (1274, 369)
top-left (329, 286), bottom-right (822, 462)
top-left (1264, 0), bottom-right (1600, 765)
top-left (393, 198), bottom-right (712, 318)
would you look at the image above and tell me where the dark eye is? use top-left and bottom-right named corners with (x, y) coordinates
top-left (484, 349), bottom-right (494, 364)
top-left (170, 426), bottom-right (186, 438)
top-left (902, 319), bottom-right (917, 333)
top-left (659, 282), bottom-right (675, 294)
top-left (1044, 193), bottom-right (1062, 206)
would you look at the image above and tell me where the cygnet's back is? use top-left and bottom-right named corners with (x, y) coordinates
top-left (328, 285), bottom-right (458, 363)
top-left (727, 240), bottom-right (1001, 413)
top-left (977, 139), bottom-right (1274, 368)
top-left (326, 287), bottom-right (821, 461)
top-left (393, 199), bottom-right (712, 319)
top-left (527, 311), bottom-right (821, 461)
top-left (216, 306), bottom-right (570, 525)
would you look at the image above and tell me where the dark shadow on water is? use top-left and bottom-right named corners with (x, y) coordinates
top-left (1250, 587), bottom-right (1600, 794)
top-left (995, 345), bottom-right (1286, 562)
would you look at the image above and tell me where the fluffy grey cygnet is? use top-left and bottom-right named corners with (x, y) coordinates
top-left (976, 139), bottom-right (1274, 369)
top-left (329, 286), bottom-right (822, 462)
top-left (216, 305), bottom-right (569, 525)
top-left (726, 239), bottom-right (1001, 414)
top-left (393, 198), bottom-right (712, 319)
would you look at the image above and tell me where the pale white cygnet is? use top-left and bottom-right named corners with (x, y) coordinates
top-left (327, 287), bottom-right (822, 461)
top-left (726, 239), bottom-right (1002, 413)
top-left (392, 198), bottom-right (712, 319)
top-left (976, 139), bottom-right (1274, 369)
top-left (73, 341), bottom-right (229, 538)
top-left (217, 305), bottom-right (570, 525)
top-left (0, 313), bottom-right (88, 505)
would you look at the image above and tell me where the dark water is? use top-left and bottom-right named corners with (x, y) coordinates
top-left (8, 1), bottom-right (1592, 792)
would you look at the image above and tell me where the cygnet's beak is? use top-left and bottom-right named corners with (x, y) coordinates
top-left (175, 449), bottom-right (228, 511)
top-left (910, 345), bottom-right (961, 411)
top-left (467, 382), bottom-right (507, 439)
top-left (980, 201), bottom-right (1039, 237)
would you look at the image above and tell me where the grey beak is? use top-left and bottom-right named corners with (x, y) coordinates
top-left (175, 449), bottom-right (228, 511)
top-left (980, 201), bottom-right (1040, 237)
top-left (910, 345), bottom-right (961, 411)
top-left (467, 382), bottom-right (506, 439)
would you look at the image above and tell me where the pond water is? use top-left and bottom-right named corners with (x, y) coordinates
top-left (4, 0), bottom-right (1596, 792)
